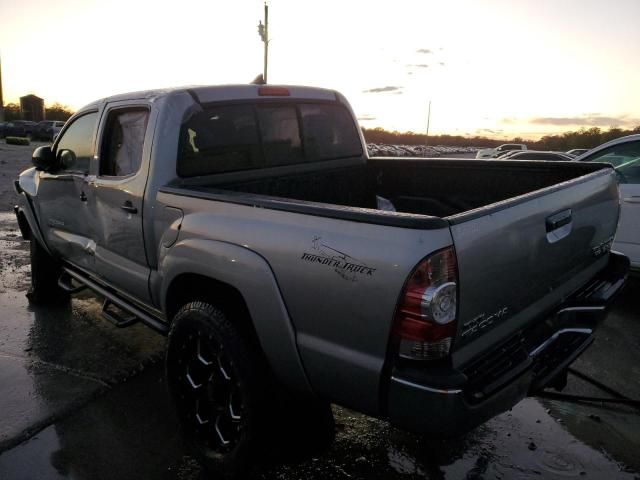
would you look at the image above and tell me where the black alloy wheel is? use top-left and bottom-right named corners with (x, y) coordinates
top-left (166, 301), bottom-right (267, 479)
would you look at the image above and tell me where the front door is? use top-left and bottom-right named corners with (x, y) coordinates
top-left (579, 139), bottom-right (640, 268)
top-left (86, 105), bottom-right (152, 303)
top-left (35, 111), bottom-right (100, 273)
top-left (615, 179), bottom-right (640, 268)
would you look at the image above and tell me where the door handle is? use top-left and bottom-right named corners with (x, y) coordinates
top-left (623, 196), bottom-right (640, 204)
top-left (80, 191), bottom-right (87, 202)
top-left (546, 209), bottom-right (572, 232)
top-left (121, 201), bottom-right (138, 214)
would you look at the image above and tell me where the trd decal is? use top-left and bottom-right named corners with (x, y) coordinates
top-left (301, 236), bottom-right (376, 281)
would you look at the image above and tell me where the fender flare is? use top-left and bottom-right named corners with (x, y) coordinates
top-left (160, 238), bottom-right (313, 394)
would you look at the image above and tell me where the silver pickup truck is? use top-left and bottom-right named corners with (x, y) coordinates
top-left (14, 84), bottom-right (628, 478)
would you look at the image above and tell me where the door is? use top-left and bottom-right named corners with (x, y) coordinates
top-left (86, 106), bottom-right (152, 303)
top-left (35, 111), bottom-right (99, 272)
top-left (615, 175), bottom-right (640, 268)
top-left (579, 138), bottom-right (640, 268)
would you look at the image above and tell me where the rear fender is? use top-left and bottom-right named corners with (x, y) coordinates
top-left (159, 238), bottom-right (313, 394)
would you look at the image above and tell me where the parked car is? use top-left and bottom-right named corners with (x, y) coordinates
top-left (15, 84), bottom-right (627, 478)
top-left (0, 121), bottom-right (7, 138)
top-left (3, 120), bottom-right (38, 139)
top-left (576, 134), bottom-right (640, 270)
top-left (496, 149), bottom-right (524, 159)
top-left (507, 151), bottom-right (576, 161)
top-left (566, 148), bottom-right (589, 156)
top-left (34, 120), bottom-right (66, 141)
top-left (476, 143), bottom-right (527, 159)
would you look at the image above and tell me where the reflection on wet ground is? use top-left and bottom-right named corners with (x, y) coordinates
top-left (0, 212), bottom-right (638, 479)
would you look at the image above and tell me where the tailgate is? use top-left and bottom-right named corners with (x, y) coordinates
top-left (448, 167), bottom-right (619, 366)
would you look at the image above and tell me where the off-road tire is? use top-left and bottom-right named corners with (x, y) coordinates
top-left (27, 237), bottom-right (69, 304)
top-left (166, 301), bottom-right (271, 479)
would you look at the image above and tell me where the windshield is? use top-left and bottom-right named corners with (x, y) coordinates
top-left (178, 102), bottom-right (363, 177)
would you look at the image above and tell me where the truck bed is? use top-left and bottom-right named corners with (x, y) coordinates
top-left (170, 157), bottom-right (610, 221)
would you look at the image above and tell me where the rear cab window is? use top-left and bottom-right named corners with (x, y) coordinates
top-left (177, 101), bottom-right (362, 177)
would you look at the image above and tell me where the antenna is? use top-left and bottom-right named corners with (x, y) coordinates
top-left (257, 3), bottom-right (269, 83)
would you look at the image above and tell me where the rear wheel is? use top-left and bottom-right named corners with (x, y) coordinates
top-left (166, 301), bottom-right (268, 479)
top-left (166, 301), bottom-right (336, 478)
top-left (27, 238), bottom-right (69, 304)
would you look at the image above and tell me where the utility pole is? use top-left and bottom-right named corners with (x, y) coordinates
top-left (0, 55), bottom-right (4, 122)
top-left (425, 100), bottom-right (431, 147)
top-left (257, 3), bottom-right (269, 83)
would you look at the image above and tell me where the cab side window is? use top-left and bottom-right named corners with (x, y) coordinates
top-left (100, 109), bottom-right (149, 177)
top-left (55, 112), bottom-right (98, 173)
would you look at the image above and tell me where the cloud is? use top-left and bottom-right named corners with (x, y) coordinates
top-left (530, 115), bottom-right (639, 127)
top-left (416, 48), bottom-right (433, 54)
top-left (357, 115), bottom-right (377, 121)
top-left (362, 86), bottom-right (403, 94)
top-left (476, 128), bottom-right (504, 135)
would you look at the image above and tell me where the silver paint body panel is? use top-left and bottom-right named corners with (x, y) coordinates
top-left (16, 84), bottom-right (621, 415)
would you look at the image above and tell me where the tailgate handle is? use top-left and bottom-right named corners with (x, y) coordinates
top-left (546, 209), bottom-right (572, 232)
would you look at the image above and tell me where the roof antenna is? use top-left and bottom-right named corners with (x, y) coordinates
top-left (251, 73), bottom-right (266, 85)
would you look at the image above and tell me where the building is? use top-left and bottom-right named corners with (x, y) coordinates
top-left (20, 94), bottom-right (45, 122)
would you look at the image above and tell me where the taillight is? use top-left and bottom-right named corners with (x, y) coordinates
top-left (393, 247), bottom-right (458, 361)
top-left (258, 87), bottom-right (290, 96)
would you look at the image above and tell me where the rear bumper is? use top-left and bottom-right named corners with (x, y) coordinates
top-left (387, 252), bottom-right (629, 437)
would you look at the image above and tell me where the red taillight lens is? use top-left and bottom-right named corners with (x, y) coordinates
top-left (393, 247), bottom-right (458, 361)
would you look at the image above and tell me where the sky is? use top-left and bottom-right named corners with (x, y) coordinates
top-left (1, 0), bottom-right (639, 140)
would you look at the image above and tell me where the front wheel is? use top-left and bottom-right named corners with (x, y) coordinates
top-left (27, 237), bottom-right (69, 304)
top-left (166, 301), bottom-right (268, 479)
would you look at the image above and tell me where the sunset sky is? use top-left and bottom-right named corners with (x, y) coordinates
top-left (1, 0), bottom-right (639, 139)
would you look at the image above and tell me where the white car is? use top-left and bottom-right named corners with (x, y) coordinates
top-left (476, 143), bottom-right (527, 159)
top-left (576, 134), bottom-right (640, 270)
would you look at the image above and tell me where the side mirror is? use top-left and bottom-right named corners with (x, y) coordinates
top-left (32, 146), bottom-right (55, 171)
top-left (58, 149), bottom-right (77, 170)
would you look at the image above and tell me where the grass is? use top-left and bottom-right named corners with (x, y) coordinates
top-left (5, 137), bottom-right (31, 146)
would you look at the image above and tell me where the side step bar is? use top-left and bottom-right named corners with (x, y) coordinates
top-left (60, 268), bottom-right (169, 335)
top-left (58, 272), bottom-right (88, 294)
top-left (102, 299), bottom-right (138, 328)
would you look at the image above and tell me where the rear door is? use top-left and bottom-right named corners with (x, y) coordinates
top-left (85, 102), bottom-right (152, 303)
top-left (447, 168), bottom-right (620, 364)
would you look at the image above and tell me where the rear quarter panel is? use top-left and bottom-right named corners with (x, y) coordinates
top-left (157, 192), bottom-right (453, 414)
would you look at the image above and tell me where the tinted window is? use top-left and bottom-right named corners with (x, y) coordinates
top-left (257, 106), bottom-right (303, 167)
top-left (582, 141), bottom-right (640, 184)
top-left (55, 112), bottom-right (98, 173)
top-left (300, 104), bottom-right (362, 161)
top-left (100, 109), bottom-right (149, 177)
top-left (177, 102), bottom-right (362, 177)
top-left (178, 105), bottom-right (261, 177)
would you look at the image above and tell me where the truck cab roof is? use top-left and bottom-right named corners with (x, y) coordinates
top-left (79, 84), bottom-right (341, 113)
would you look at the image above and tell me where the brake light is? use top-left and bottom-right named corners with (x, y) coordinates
top-left (392, 247), bottom-right (458, 361)
top-left (258, 87), bottom-right (290, 96)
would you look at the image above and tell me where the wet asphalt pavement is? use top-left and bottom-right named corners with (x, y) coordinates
top-left (0, 143), bottom-right (639, 479)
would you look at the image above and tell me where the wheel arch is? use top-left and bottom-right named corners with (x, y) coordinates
top-left (159, 238), bottom-right (313, 395)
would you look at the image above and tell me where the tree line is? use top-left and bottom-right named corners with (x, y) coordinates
top-left (2, 102), bottom-right (74, 121)
top-left (4, 101), bottom-right (637, 152)
top-left (363, 125), bottom-right (640, 151)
